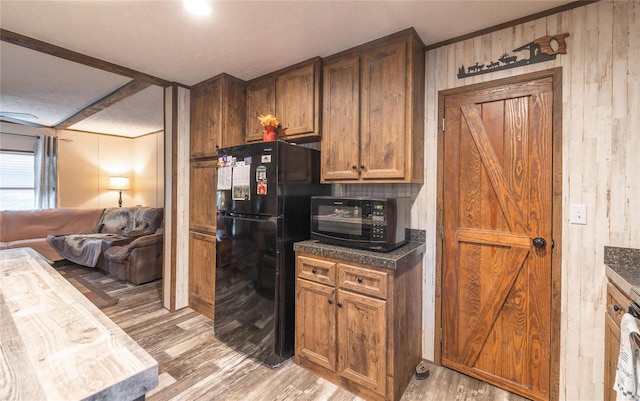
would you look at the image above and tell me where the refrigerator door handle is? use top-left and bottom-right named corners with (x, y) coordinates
top-left (219, 212), bottom-right (272, 222)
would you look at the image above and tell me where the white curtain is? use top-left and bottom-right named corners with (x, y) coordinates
top-left (34, 135), bottom-right (58, 208)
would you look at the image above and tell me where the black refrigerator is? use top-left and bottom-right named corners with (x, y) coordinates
top-left (214, 141), bottom-right (329, 367)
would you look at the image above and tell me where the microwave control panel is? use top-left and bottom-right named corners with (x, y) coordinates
top-left (371, 201), bottom-right (386, 240)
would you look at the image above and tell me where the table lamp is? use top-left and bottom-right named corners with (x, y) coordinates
top-left (108, 176), bottom-right (130, 207)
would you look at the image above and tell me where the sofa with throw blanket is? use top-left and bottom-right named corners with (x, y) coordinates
top-left (47, 206), bottom-right (163, 282)
top-left (0, 208), bottom-right (104, 261)
top-left (102, 226), bottom-right (164, 285)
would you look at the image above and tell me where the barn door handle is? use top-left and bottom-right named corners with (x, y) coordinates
top-left (532, 237), bottom-right (547, 248)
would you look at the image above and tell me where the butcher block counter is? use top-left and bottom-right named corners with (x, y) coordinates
top-left (0, 247), bottom-right (158, 401)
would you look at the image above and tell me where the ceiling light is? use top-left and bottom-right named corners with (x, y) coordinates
top-left (183, 0), bottom-right (212, 17)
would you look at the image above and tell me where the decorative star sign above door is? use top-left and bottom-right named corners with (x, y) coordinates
top-left (457, 33), bottom-right (569, 79)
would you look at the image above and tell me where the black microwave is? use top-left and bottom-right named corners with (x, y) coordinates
top-left (310, 196), bottom-right (410, 252)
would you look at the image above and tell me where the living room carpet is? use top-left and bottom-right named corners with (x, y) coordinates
top-left (55, 264), bottom-right (118, 309)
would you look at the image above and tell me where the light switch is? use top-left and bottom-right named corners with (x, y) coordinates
top-left (569, 204), bottom-right (587, 225)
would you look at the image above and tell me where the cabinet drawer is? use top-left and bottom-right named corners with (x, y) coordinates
top-left (297, 255), bottom-right (336, 286)
top-left (338, 264), bottom-right (388, 299)
top-left (607, 282), bottom-right (631, 328)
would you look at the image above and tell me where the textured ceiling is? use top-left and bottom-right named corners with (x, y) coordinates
top-left (0, 0), bottom-right (574, 137)
top-left (0, 41), bottom-right (131, 127)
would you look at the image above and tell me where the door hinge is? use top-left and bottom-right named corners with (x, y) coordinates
top-left (440, 225), bottom-right (444, 240)
top-left (442, 117), bottom-right (445, 133)
top-left (440, 327), bottom-right (443, 342)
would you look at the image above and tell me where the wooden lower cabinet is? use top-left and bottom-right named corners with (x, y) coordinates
top-left (296, 278), bottom-right (336, 371)
top-left (189, 231), bottom-right (216, 319)
top-left (337, 289), bottom-right (387, 394)
top-left (604, 281), bottom-right (631, 401)
top-left (295, 252), bottom-right (421, 401)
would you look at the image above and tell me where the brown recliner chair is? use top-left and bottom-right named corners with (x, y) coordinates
top-left (103, 227), bottom-right (163, 285)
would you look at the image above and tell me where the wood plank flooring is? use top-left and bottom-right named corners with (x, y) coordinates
top-left (79, 268), bottom-right (529, 401)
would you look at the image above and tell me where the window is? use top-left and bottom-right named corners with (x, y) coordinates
top-left (0, 151), bottom-right (35, 210)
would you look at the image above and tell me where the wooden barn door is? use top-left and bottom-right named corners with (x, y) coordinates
top-left (441, 74), bottom-right (557, 401)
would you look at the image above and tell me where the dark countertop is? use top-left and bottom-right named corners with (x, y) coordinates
top-left (293, 240), bottom-right (425, 270)
top-left (605, 246), bottom-right (640, 301)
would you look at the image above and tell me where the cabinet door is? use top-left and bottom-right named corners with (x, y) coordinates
top-left (337, 289), bottom-right (387, 395)
top-left (189, 160), bottom-right (217, 233)
top-left (190, 80), bottom-right (221, 158)
top-left (220, 75), bottom-right (247, 149)
top-left (296, 278), bottom-right (336, 371)
top-left (276, 59), bottom-right (319, 140)
top-left (360, 40), bottom-right (407, 180)
top-left (321, 55), bottom-right (361, 181)
top-left (604, 282), bottom-right (630, 401)
top-left (604, 313), bottom-right (620, 401)
top-left (246, 77), bottom-right (275, 142)
top-left (189, 231), bottom-right (216, 319)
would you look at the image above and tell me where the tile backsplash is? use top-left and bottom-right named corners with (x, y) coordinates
top-left (333, 183), bottom-right (421, 198)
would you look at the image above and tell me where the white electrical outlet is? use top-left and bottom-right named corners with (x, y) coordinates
top-left (570, 204), bottom-right (587, 225)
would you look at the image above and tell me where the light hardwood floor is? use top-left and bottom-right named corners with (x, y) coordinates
top-left (83, 270), bottom-right (529, 401)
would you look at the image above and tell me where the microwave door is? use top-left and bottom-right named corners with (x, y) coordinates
top-left (314, 214), bottom-right (372, 238)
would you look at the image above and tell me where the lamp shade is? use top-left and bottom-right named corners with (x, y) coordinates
top-left (108, 176), bottom-right (130, 191)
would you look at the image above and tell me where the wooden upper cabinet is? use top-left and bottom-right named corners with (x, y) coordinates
top-left (322, 55), bottom-right (360, 181)
top-left (190, 73), bottom-right (246, 158)
top-left (245, 77), bottom-right (275, 142)
top-left (360, 41), bottom-right (407, 180)
top-left (321, 28), bottom-right (425, 184)
top-left (276, 60), bottom-right (320, 140)
top-left (246, 57), bottom-right (321, 143)
top-left (190, 80), bottom-right (219, 159)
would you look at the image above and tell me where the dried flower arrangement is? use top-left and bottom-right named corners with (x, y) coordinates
top-left (258, 114), bottom-right (279, 127)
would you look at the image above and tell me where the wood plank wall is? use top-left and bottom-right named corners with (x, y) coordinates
top-left (408, 1), bottom-right (638, 400)
top-left (164, 85), bottom-right (191, 312)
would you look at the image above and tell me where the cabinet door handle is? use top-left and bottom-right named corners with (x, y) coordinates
top-left (352, 165), bottom-right (358, 170)
top-left (312, 268), bottom-right (317, 274)
top-left (328, 299), bottom-right (333, 305)
top-left (360, 165), bottom-right (365, 170)
top-left (357, 277), bottom-right (363, 284)
top-left (337, 302), bottom-right (343, 308)
top-left (613, 304), bottom-right (621, 312)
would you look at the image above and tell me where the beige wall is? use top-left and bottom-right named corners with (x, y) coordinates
top-left (132, 132), bottom-right (164, 207)
top-left (57, 129), bottom-right (164, 209)
top-left (414, 1), bottom-right (639, 400)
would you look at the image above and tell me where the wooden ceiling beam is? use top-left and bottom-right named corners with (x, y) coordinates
top-left (1, 29), bottom-right (171, 87)
top-left (55, 80), bottom-right (151, 129)
top-left (0, 116), bottom-right (46, 128)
